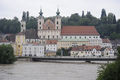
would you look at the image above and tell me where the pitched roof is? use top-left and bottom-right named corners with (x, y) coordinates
top-left (102, 38), bottom-right (111, 43)
top-left (61, 26), bottom-right (99, 35)
top-left (71, 45), bottom-right (101, 51)
top-left (25, 29), bottom-right (39, 39)
top-left (46, 40), bottom-right (57, 44)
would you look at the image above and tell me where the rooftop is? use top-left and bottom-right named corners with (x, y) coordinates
top-left (61, 26), bottom-right (99, 35)
top-left (71, 45), bottom-right (101, 51)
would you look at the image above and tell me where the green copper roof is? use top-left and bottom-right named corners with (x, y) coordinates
top-left (58, 38), bottom-right (89, 42)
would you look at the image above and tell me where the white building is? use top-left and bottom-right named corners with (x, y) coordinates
top-left (22, 43), bottom-right (44, 57)
top-left (101, 38), bottom-right (112, 48)
top-left (46, 40), bottom-right (57, 52)
top-left (103, 48), bottom-right (114, 56)
top-left (70, 45), bottom-right (102, 57)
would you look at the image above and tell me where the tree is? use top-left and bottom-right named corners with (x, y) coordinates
top-left (56, 48), bottom-right (71, 56)
top-left (108, 13), bottom-right (114, 24)
top-left (113, 15), bottom-right (116, 24)
top-left (26, 16), bottom-right (37, 29)
top-left (116, 19), bottom-right (120, 33)
top-left (97, 47), bottom-right (120, 80)
top-left (82, 11), bottom-right (85, 18)
top-left (101, 9), bottom-right (107, 24)
top-left (0, 44), bottom-right (16, 64)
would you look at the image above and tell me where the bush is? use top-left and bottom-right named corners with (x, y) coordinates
top-left (0, 44), bottom-right (16, 64)
top-left (97, 47), bottom-right (120, 80)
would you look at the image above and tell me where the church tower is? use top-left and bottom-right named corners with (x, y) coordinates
top-left (38, 9), bottom-right (44, 30)
top-left (55, 8), bottom-right (61, 30)
top-left (21, 12), bottom-right (26, 32)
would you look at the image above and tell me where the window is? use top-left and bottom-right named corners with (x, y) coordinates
top-left (79, 37), bottom-right (81, 39)
top-left (57, 36), bottom-right (58, 38)
top-left (70, 36), bottom-right (72, 39)
top-left (39, 36), bottom-right (41, 38)
top-left (48, 27), bottom-right (50, 29)
top-left (43, 36), bottom-right (45, 39)
top-left (75, 36), bottom-right (76, 39)
top-left (48, 35), bottom-right (50, 39)
top-left (57, 21), bottom-right (59, 24)
top-left (57, 27), bottom-right (58, 29)
top-left (66, 36), bottom-right (67, 39)
top-left (85, 36), bottom-right (86, 38)
top-left (53, 36), bottom-right (54, 38)
top-left (39, 22), bottom-right (41, 25)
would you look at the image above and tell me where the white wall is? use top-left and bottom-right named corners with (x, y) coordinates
top-left (46, 44), bottom-right (57, 52)
top-left (22, 44), bottom-right (44, 57)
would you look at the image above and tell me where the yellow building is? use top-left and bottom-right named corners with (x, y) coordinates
top-left (57, 39), bottom-right (89, 49)
top-left (15, 32), bottom-right (25, 56)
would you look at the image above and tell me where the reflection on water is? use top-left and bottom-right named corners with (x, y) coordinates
top-left (0, 61), bottom-right (100, 80)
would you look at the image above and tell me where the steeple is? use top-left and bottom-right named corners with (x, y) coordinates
top-left (39, 9), bottom-right (43, 16)
top-left (56, 8), bottom-right (60, 16)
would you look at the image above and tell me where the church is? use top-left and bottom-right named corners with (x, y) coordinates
top-left (20, 9), bottom-right (61, 44)
top-left (15, 9), bottom-right (113, 56)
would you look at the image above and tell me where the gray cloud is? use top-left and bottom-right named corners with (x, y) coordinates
top-left (0, 0), bottom-right (120, 20)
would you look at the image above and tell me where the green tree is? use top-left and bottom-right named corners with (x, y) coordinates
top-left (97, 47), bottom-right (120, 80)
top-left (101, 9), bottom-right (107, 24)
top-left (108, 13), bottom-right (114, 24)
top-left (0, 44), bottom-right (16, 64)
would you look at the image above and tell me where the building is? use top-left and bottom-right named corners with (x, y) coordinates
top-left (37, 9), bottom-right (61, 44)
top-left (15, 9), bottom-right (114, 57)
top-left (101, 38), bottom-right (112, 48)
top-left (58, 26), bottom-right (103, 49)
top-left (22, 43), bottom-right (44, 57)
top-left (103, 47), bottom-right (114, 56)
top-left (70, 45), bottom-right (102, 57)
top-left (45, 40), bottom-right (57, 56)
top-left (15, 32), bottom-right (25, 56)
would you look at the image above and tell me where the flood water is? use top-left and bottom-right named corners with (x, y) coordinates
top-left (0, 61), bottom-right (100, 80)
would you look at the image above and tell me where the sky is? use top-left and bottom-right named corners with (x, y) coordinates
top-left (0, 0), bottom-right (120, 20)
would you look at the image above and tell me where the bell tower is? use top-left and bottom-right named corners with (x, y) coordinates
top-left (38, 9), bottom-right (44, 30)
top-left (21, 11), bottom-right (26, 32)
top-left (55, 8), bottom-right (61, 30)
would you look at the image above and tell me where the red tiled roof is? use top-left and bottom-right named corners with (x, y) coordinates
top-left (71, 45), bottom-right (101, 51)
top-left (102, 38), bottom-right (111, 43)
top-left (46, 40), bottom-right (57, 44)
top-left (61, 26), bottom-right (99, 35)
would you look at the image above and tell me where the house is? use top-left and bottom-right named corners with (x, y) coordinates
top-left (101, 38), bottom-right (112, 48)
top-left (22, 43), bottom-right (44, 57)
top-left (70, 45), bottom-right (102, 57)
top-left (45, 40), bottom-right (57, 56)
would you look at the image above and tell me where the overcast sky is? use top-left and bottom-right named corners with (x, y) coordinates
top-left (0, 0), bottom-right (120, 20)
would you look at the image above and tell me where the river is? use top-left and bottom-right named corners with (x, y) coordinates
top-left (0, 61), bottom-right (101, 80)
